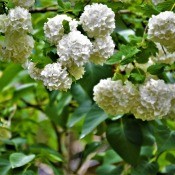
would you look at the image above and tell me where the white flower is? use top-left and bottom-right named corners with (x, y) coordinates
top-left (57, 31), bottom-right (92, 67)
top-left (7, 7), bottom-right (32, 33)
top-left (40, 62), bottom-right (72, 91)
top-left (67, 64), bottom-right (85, 80)
top-left (151, 44), bottom-right (175, 64)
top-left (44, 14), bottom-right (79, 44)
top-left (80, 3), bottom-right (115, 38)
top-left (152, 0), bottom-right (165, 5)
top-left (132, 79), bottom-right (173, 120)
top-left (2, 32), bottom-right (34, 63)
top-left (90, 35), bottom-right (115, 65)
top-left (93, 78), bottom-right (138, 115)
top-left (148, 11), bottom-right (175, 53)
top-left (12, 0), bottom-right (35, 8)
top-left (0, 14), bottom-right (8, 33)
top-left (25, 61), bottom-right (42, 80)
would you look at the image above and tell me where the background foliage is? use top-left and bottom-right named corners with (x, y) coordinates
top-left (1, 0), bottom-right (175, 174)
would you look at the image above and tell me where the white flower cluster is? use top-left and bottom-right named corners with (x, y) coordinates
top-left (151, 44), bottom-right (175, 64)
top-left (133, 79), bottom-right (173, 120)
top-left (39, 3), bottom-right (115, 91)
top-left (57, 31), bottom-right (92, 67)
top-left (80, 3), bottom-right (115, 38)
top-left (40, 63), bottom-right (72, 91)
top-left (93, 78), bottom-right (138, 115)
top-left (44, 14), bottom-right (79, 44)
top-left (90, 36), bottom-right (115, 65)
top-left (152, 0), bottom-right (165, 5)
top-left (12, 0), bottom-right (35, 9)
top-left (148, 11), bottom-right (175, 53)
top-left (93, 78), bottom-right (175, 121)
top-left (0, 5), bottom-right (34, 63)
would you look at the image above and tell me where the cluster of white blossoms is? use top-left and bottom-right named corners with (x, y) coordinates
top-left (30, 3), bottom-right (115, 91)
top-left (93, 78), bottom-right (175, 121)
top-left (151, 44), bottom-right (175, 64)
top-left (93, 78), bottom-right (139, 115)
top-left (80, 3), bottom-right (115, 38)
top-left (148, 11), bottom-right (175, 53)
top-left (44, 14), bottom-right (79, 44)
top-left (40, 63), bottom-right (72, 91)
top-left (0, 1), bottom-right (34, 63)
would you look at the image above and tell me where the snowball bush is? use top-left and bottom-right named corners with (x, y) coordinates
top-left (80, 3), bottom-right (115, 37)
top-left (90, 35), bottom-right (115, 65)
top-left (7, 6), bottom-right (33, 33)
top-left (132, 79), bottom-right (173, 120)
top-left (41, 63), bottom-right (72, 91)
top-left (44, 14), bottom-right (79, 44)
top-left (93, 78), bottom-right (138, 115)
top-left (0, 14), bottom-right (8, 33)
top-left (57, 31), bottom-right (92, 67)
top-left (148, 11), bottom-right (175, 53)
top-left (2, 32), bottom-right (34, 63)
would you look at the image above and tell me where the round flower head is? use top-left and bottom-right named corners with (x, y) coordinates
top-left (12, 0), bottom-right (35, 9)
top-left (2, 32), bottom-right (34, 63)
top-left (40, 62), bottom-right (72, 91)
top-left (0, 14), bottom-right (8, 33)
top-left (24, 61), bottom-right (42, 80)
top-left (151, 44), bottom-right (175, 64)
top-left (148, 11), bottom-right (175, 53)
top-left (44, 14), bottom-right (79, 44)
top-left (7, 6), bottom-right (32, 33)
top-left (132, 79), bottom-right (173, 121)
top-left (93, 78), bottom-right (138, 115)
top-left (90, 35), bottom-right (115, 65)
top-left (57, 31), bottom-right (92, 67)
top-left (152, 0), bottom-right (165, 5)
top-left (80, 3), bottom-right (115, 38)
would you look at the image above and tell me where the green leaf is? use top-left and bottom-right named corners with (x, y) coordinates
top-left (62, 20), bottom-right (70, 34)
top-left (140, 4), bottom-right (159, 17)
top-left (107, 45), bottom-right (140, 65)
top-left (106, 118), bottom-right (143, 166)
top-left (0, 63), bottom-right (22, 92)
top-left (30, 144), bottom-right (63, 162)
top-left (80, 104), bottom-right (108, 138)
top-left (13, 83), bottom-right (37, 100)
top-left (131, 161), bottom-right (158, 175)
top-left (128, 68), bottom-right (146, 84)
top-left (67, 101), bottom-right (92, 127)
top-left (154, 123), bottom-right (175, 154)
top-left (0, 158), bottom-right (11, 175)
top-left (156, 0), bottom-right (175, 11)
top-left (147, 63), bottom-right (167, 75)
top-left (79, 63), bottom-right (113, 98)
top-left (10, 153), bottom-right (35, 169)
top-left (96, 165), bottom-right (123, 175)
top-left (57, 0), bottom-right (64, 9)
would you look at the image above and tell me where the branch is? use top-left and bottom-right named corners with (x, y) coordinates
top-left (30, 7), bottom-right (58, 13)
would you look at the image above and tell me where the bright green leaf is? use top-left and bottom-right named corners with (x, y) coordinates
top-left (10, 153), bottom-right (35, 168)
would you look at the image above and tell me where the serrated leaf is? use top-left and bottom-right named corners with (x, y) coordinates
top-left (106, 118), bottom-right (143, 166)
top-left (107, 45), bottom-right (140, 65)
top-left (156, 0), bottom-right (175, 11)
top-left (129, 68), bottom-right (146, 84)
top-left (57, 0), bottom-right (64, 9)
top-left (10, 153), bottom-right (35, 168)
